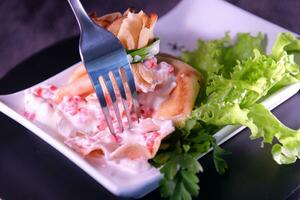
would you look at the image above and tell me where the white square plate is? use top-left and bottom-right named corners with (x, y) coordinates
top-left (1, 0), bottom-right (299, 198)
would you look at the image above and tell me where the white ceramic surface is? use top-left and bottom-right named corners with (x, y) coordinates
top-left (1, 0), bottom-right (299, 198)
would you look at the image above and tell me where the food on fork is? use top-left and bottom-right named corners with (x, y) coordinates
top-left (24, 10), bottom-right (202, 163)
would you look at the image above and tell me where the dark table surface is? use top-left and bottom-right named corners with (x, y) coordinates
top-left (1, 1), bottom-right (300, 200)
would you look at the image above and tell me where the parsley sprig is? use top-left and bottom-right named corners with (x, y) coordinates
top-left (151, 119), bottom-right (230, 200)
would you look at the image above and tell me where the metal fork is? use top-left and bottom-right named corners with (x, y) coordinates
top-left (68, 0), bottom-right (139, 134)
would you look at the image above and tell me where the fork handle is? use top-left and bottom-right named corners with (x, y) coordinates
top-left (67, 0), bottom-right (94, 31)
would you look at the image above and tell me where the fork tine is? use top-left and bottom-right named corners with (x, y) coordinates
top-left (91, 76), bottom-right (116, 134)
top-left (101, 106), bottom-right (116, 135)
top-left (111, 70), bottom-right (126, 99)
top-left (122, 64), bottom-right (141, 119)
top-left (101, 74), bottom-right (124, 132)
top-left (90, 73), bottom-right (107, 107)
top-left (111, 70), bottom-right (133, 128)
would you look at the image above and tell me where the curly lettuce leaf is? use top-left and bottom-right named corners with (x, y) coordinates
top-left (181, 33), bottom-right (266, 80)
top-left (272, 32), bottom-right (300, 60)
top-left (181, 34), bottom-right (230, 80)
top-left (269, 33), bottom-right (300, 92)
top-left (202, 49), bottom-right (297, 110)
top-left (248, 104), bottom-right (300, 164)
top-left (222, 32), bottom-right (266, 77)
top-left (193, 103), bottom-right (300, 164)
top-left (191, 33), bottom-right (300, 164)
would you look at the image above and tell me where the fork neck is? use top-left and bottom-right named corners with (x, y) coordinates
top-left (67, 0), bottom-right (94, 31)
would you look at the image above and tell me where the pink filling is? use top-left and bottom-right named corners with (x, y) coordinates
top-left (24, 58), bottom-right (176, 160)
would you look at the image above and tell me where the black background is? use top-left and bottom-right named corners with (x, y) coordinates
top-left (1, 1), bottom-right (300, 200)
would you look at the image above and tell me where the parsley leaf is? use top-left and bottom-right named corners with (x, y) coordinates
top-left (181, 170), bottom-right (200, 196)
top-left (212, 140), bottom-right (231, 175)
top-left (153, 121), bottom-right (229, 200)
top-left (160, 159), bottom-right (178, 180)
top-left (160, 178), bottom-right (176, 198)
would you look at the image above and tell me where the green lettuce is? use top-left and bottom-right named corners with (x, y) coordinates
top-left (269, 33), bottom-right (300, 92)
top-left (190, 32), bottom-right (300, 164)
top-left (181, 34), bottom-right (230, 80)
top-left (272, 32), bottom-right (300, 59)
top-left (181, 33), bottom-right (267, 80)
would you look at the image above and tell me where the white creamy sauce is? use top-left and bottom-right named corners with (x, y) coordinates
top-left (88, 156), bottom-right (152, 175)
top-left (139, 76), bottom-right (176, 111)
top-left (24, 59), bottom-right (176, 173)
